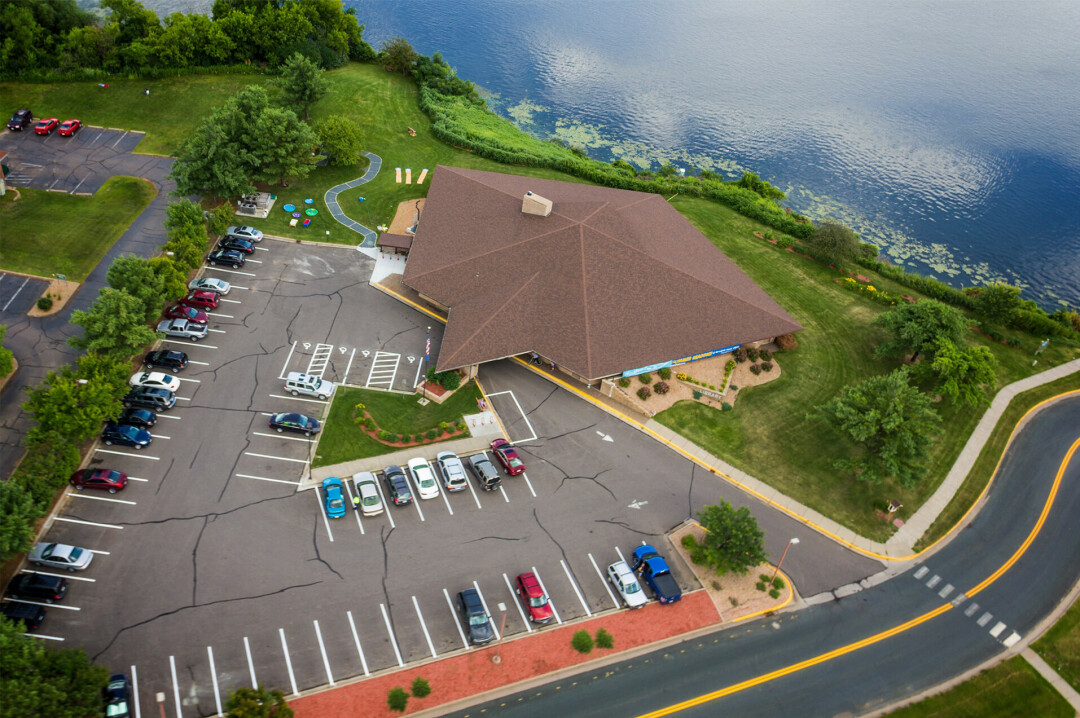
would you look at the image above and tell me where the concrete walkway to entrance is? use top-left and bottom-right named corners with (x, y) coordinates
top-left (323, 151), bottom-right (382, 247)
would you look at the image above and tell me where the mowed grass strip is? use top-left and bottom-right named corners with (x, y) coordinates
top-left (883, 656), bottom-right (1072, 718)
top-left (0, 176), bottom-right (156, 281)
top-left (314, 382), bottom-right (482, 467)
top-left (1034, 597), bottom-right (1080, 692)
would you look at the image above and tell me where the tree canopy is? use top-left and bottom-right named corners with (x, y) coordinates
top-left (23, 353), bottom-right (130, 444)
top-left (317, 115), bottom-right (363, 166)
top-left (809, 221), bottom-right (861, 263)
top-left (873, 299), bottom-right (967, 362)
top-left (380, 35), bottom-right (417, 75)
top-left (68, 287), bottom-right (159, 359)
top-left (696, 500), bottom-right (767, 576)
top-left (920, 338), bottom-right (998, 407)
top-left (974, 282), bottom-right (1023, 325)
top-left (107, 254), bottom-right (168, 322)
top-left (278, 51), bottom-right (327, 120)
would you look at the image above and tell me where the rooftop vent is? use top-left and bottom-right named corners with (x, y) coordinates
top-left (522, 190), bottom-right (552, 217)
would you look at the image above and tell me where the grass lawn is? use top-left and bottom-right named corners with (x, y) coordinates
top-left (314, 382), bottom-right (482, 468)
top-left (883, 656), bottom-right (1072, 717)
top-left (0, 176), bottom-right (157, 280)
top-left (1034, 597), bottom-right (1080, 692)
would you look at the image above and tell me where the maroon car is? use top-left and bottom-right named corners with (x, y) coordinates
top-left (164, 303), bottom-right (208, 324)
top-left (515, 572), bottom-right (554, 624)
top-left (491, 438), bottom-right (525, 476)
top-left (180, 289), bottom-right (219, 310)
top-left (70, 468), bottom-right (128, 493)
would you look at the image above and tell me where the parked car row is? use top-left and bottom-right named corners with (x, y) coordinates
top-left (6, 109), bottom-right (81, 136)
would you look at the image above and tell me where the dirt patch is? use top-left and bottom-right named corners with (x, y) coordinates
top-left (389, 198), bottom-right (425, 235)
top-left (26, 276), bottom-right (81, 317)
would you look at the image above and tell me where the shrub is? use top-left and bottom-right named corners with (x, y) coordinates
top-left (769, 588), bottom-right (781, 599)
top-left (657, 367), bottom-right (672, 380)
top-left (638, 373), bottom-right (653, 384)
top-left (36, 296), bottom-right (53, 311)
top-left (750, 364), bottom-right (761, 375)
top-left (747, 347), bottom-right (760, 361)
top-left (759, 349), bottom-right (772, 362)
top-left (756, 581), bottom-right (767, 591)
top-left (761, 362), bottom-right (773, 372)
top-left (772, 576), bottom-right (785, 589)
top-left (414, 433), bottom-right (424, 442)
top-left (618, 377), bottom-right (631, 388)
top-left (354, 402), bottom-right (366, 411)
top-left (729, 384), bottom-right (739, 391)
top-left (721, 402), bottom-right (733, 411)
top-left (734, 348), bottom-right (748, 363)
top-left (595, 629), bottom-right (614, 649)
top-left (411, 677), bottom-right (431, 698)
top-left (654, 381), bottom-right (670, 395)
top-left (692, 390), bottom-right (702, 400)
top-left (571, 630), bottom-right (594, 654)
top-left (775, 334), bottom-right (798, 350)
top-left (726, 360), bottom-right (737, 372)
top-left (439, 421), bottom-right (450, 430)
top-left (398, 433), bottom-right (407, 443)
top-left (388, 687), bottom-right (409, 712)
top-left (681, 534), bottom-right (698, 550)
top-left (708, 384), bottom-right (716, 390)
top-left (425, 429), bottom-right (437, 439)
top-left (378, 430), bottom-right (391, 441)
top-left (457, 421), bottom-right (467, 432)
top-left (637, 386), bottom-right (651, 400)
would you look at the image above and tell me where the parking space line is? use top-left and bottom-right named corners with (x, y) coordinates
top-left (398, 471), bottom-right (426, 521)
top-left (502, 573), bottom-right (532, 632)
top-left (485, 390), bottom-right (538, 442)
top-left (244, 452), bottom-right (309, 465)
top-left (1, 277), bottom-right (28, 311)
top-left (235, 473), bottom-right (301, 486)
top-left (163, 339), bottom-right (218, 349)
top-left (268, 394), bottom-right (329, 405)
top-left (26, 570), bottom-right (94, 582)
top-left (588, 553), bottom-right (620, 608)
top-left (86, 549), bottom-right (111, 555)
top-left (253, 432), bottom-right (315, 443)
top-left (220, 297), bottom-right (243, 303)
top-left (462, 470), bottom-right (483, 509)
top-left (278, 629), bottom-right (299, 696)
top-left (243, 637), bottom-right (258, 688)
top-left (66, 492), bottom-right (136, 505)
top-left (3, 598), bottom-right (80, 611)
top-left (531, 567), bottom-right (563, 624)
top-left (169, 655), bottom-right (182, 718)
top-left (177, 377), bottom-right (201, 383)
top-left (69, 176), bottom-right (87, 194)
top-left (473, 581), bottom-right (501, 640)
top-left (306, 343), bottom-right (333, 377)
top-left (443, 588), bottom-right (470, 649)
top-left (278, 341), bottom-right (297, 379)
top-left (380, 603), bottom-right (405, 667)
top-left (346, 611), bottom-right (370, 676)
top-left (374, 477), bottom-right (395, 529)
top-left (342, 348), bottom-right (356, 384)
top-left (313, 619), bottom-right (335, 685)
top-left (438, 482), bottom-right (454, 515)
top-left (188, 360), bottom-right (211, 366)
top-left (30, 633), bottom-right (64, 641)
top-left (520, 471), bottom-right (537, 498)
top-left (245, 259), bottom-right (263, 264)
top-left (365, 351), bottom-right (400, 389)
top-left (207, 646), bottom-right (223, 716)
top-left (111, 131), bottom-right (128, 148)
top-left (175, 397), bottom-right (191, 401)
top-left (54, 517), bottom-right (122, 530)
top-left (208, 328), bottom-right (227, 334)
top-left (315, 488), bottom-right (334, 542)
top-left (560, 559), bottom-right (592, 616)
top-left (150, 434), bottom-right (171, 440)
top-left (94, 448), bottom-right (159, 460)
top-left (255, 246), bottom-right (270, 251)
top-left (413, 355), bottom-right (424, 388)
top-left (155, 415), bottom-right (182, 421)
top-left (344, 481), bottom-right (364, 534)
top-left (131, 664), bottom-right (141, 718)
top-left (412, 595), bottom-right (438, 658)
top-left (206, 267), bottom-right (257, 276)
top-left (209, 313), bottom-right (233, 319)
top-left (615, 546), bottom-right (628, 564)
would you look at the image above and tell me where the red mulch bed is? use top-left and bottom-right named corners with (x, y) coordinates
top-left (291, 591), bottom-right (719, 717)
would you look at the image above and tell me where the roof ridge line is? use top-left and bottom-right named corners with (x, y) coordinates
top-left (406, 223), bottom-right (578, 281)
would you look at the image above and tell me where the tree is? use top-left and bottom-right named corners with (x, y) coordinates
top-left (23, 353), bottom-right (129, 444)
top-left (100, 0), bottom-right (159, 46)
top-left (278, 51), bottom-right (327, 121)
top-left (872, 299), bottom-right (966, 362)
top-left (165, 198), bottom-right (207, 233)
top-left (0, 617), bottom-right (109, 718)
top-left (317, 115), bottom-right (363, 166)
top-left (0, 481), bottom-right (38, 561)
top-left (809, 221), bottom-right (860, 263)
top-left (696, 500), bottom-right (767, 576)
top-left (209, 203), bottom-right (234, 236)
top-left (0, 325), bottom-right (13, 378)
top-left (107, 254), bottom-right (168, 322)
top-left (920, 338), bottom-right (998, 407)
top-left (169, 110), bottom-right (255, 200)
top-left (813, 368), bottom-right (941, 486)
top-left (380, 35), bottom-right (416, 75)
top-left (250, 106), bottom-right (318, 186)
top-left (974, 282), bottom-right (1022, 325)
top-left (225, 686), bottom-right (293, 718)
top-left (68, 288), bottom-right (159, 359)
top-left (148, 256), bottom-right (189, 302)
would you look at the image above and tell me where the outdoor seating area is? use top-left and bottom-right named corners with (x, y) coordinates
top-left (281, 199), bottom-right (319, 228)
top-left (235, 192), bottom-right (276, 218)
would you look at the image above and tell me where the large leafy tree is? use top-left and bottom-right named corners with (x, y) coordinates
top-left (148, 256), bottom-right (189, 302)
top-left (68, 288), bottom-right (159, 359)
top-left (873, 299), bottom-right (966, 362)
top-left (0, 617), bottom-right (109, 718)
top-left (251, 106), bottom-right (318, 186)
top-left (920, 338), bottom-right (998, 407)
top-left (813, 368), bottom-right (941, 486)
top-left (225, 685), bottom-right (293, 718)
top-left (169, 111), bottom-right (255, 200)
top-left (809, 221), bottom-right (860, 263)
top-left (278, 51), bottom-right (327, 120)
top-left (380, 35), bottom-right (416, 75)
top-left (165, 198), bottom-right (207, 232)
top-left (317, 115), bottom-right (363, 166)
top-left (0, 481), bottom-right (38, 561)
top-left (107, 254), bottom-right (168, 322)
top-left (974, 282), bottom-right (1022, 325)
top-left (23, 353), bottom-right (130, 444)
top-left (697, 500), bottom-right (767, 576)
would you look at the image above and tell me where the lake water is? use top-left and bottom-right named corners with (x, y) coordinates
top-left (352, 0), bottom-right (1080, 309)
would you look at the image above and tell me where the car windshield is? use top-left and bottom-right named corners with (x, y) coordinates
top-left (106, 702), bottom-right (129, 717)
top-left (625, 581), bottom-right (641, 594)
top-left (329, 498), bottom-right (343, 509)
top-left (362, 495), bottom-right (379, 507)
top-left (68, 547), bottom-right (83, 560)
top-left (508, 457), bottom-right (524, 468)
top-left (529, 594), bottom-right (548, 608)
top-left (469, 614), bottom-right (488, 627)
top-left (108, 471), bottom-right (122, 480)
top-left (420, 477), bottom-right (435, 488)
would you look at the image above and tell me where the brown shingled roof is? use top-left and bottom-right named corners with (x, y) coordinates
top-left (402, 166), bottom-right (802, 380)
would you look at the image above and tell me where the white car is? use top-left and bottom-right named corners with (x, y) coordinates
top-left (226, 225), bottom-right (263, 242)
top-left (129, 371), bottom-right (181, 393)
top-left (407, 457), bottom-right (440, 500)
top-left (28, 542), bottom-right (94, 572)
top-left (436, 451), bottom-right (469, 492)
top-left (188, 277), bottom-right (231, 295)
top-left (608, 560), bottom-right (648, 609)
top-left (352, 472), bottom-right (384, 516)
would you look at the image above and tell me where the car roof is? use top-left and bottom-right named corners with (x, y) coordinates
top-left (352, 471), bottom-right (376, 483)
top-left (460, 588), bottom-right (483, 608)
top-left (610, 561), bottom-right (635, 578)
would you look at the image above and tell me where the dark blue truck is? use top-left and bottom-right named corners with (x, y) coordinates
top-left (631, 545), bottom-right (682, 604)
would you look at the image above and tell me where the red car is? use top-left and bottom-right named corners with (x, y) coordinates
top-left (34, 117), bottom-right (58, 135)
top-left (70, 468), bottom-right (128, 494)
top-left (491, 438), bottom-right (525, 475)
top-left (57, 119), bottom-right (81, 136)
top-left (515, 572), bottom-right (554, 624)
top-left (164, 303), bottom-right (208, 324)
top-left (180, 290), bottom-right (219, 310)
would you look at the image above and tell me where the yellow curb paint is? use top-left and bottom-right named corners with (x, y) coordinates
top-left (634, 436), bottom-right (1080, 717)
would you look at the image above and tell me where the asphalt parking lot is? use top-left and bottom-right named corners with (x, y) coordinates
top-left (0, 271), bottom-right (48, 317)
top-left (12, 239), bottom-right (883, 717)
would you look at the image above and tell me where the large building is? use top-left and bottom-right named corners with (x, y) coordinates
top-left (402, 166), bottom-right (801, 384)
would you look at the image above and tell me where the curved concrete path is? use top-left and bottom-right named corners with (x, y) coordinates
top-left (323, 151), bottom-right (382, 247)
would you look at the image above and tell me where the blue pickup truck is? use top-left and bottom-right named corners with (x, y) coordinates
top-left (631, 545), bottom-right (683, 604)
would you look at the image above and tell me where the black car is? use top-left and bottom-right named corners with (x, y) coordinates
top-left (7, 108), bottom-right (32, 131)
top-left (269, 412), bottom-right (320, 436)
top-left (6, 573), bottom-right (69, 603)
top-left (118, 407), bottom-right (156, 428)
top-left (217, 236), bottom-right (255, 254)
top-left (101, 423), bottom-right (152, 449)
top-left (457, 588), bottom-right (495, 645)
top-left (104, 673), bottom-right (132, 718)
top-left (144, 349), bottom-right (187, 372)
top-left (384, 465), bottom-right (413, 505)
top-left (206, 249), bottom-right (245, 268)
top-left (1, 602), bottom-right (46, 631)
top-left (123, 386), bottom-right (176, 411)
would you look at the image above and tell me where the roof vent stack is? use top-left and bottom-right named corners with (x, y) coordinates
top-left (522, 190), bottom-right (553, 217)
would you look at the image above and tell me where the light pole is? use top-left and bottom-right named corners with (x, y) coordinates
top-left (769, 537), bottom-right (799, 585)
top-left (493, 602), bottom-right (508, 664)
top-left (420, 326), bottom-right (431, 402)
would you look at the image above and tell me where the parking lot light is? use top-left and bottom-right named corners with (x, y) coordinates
top-left (770, 537), bottom-right (799, 586)
top-left (494, 602), bottom-right (508, 664)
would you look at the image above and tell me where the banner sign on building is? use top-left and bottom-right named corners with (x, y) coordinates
top-left (621, 344), bottom-right (741, 378)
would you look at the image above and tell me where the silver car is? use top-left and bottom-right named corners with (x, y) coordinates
top-left (607, 560), bottom-right (648, 608)
top-left (226, 225), bottom-right (263, 242)
top-left (188, 277), bottom-right (231, 295)
top-left (436, 451), bottom-right (469, 492)
top-left (28, 542), bottom-right (94, 572)
top-left (352, 472), bottom-right (384, 516)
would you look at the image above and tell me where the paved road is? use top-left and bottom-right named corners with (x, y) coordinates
top-left (448, 395), bottom-right (1080, 717)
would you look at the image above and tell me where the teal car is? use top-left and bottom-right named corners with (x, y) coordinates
top-left (322, 477), bottom-right (346, 519)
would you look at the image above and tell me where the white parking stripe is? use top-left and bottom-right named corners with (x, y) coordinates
top-left (150, 434), bottom-right (171, 440)
top-left (615, 546), bottom-right (628, 564)
top-left (374, 478), bottom-right (395, 529)
top-left (175, 397), bottom-right (191, 401)
top-left (531, 567), bottom-right (563, 624)
top-left (25, 570), bottom-right (95, 582)
top-left (503, 573), bottom-right (532, 632)
top-left (163, 339), bottom-right (218, 349)
top-left (85, 549), bottom-right (110, 555)
top-left (443, 588), bottom-right (470, 649)
top-left (315, 488), bottom-right (334, 542)
top-left (462, 471), bottom-right (483, 509)
top-left (989, 622), bottom-right (1006, 638)
top-left (94, 449), bottom-right (159, 460)
top-left (268, 393), bottom-right (328, 405)
top-left (313, 619), bottom-right (335, 685)
top-left (588, 553), bottom-right (619, 608)
top-left (208, 328), bottom-right (227, 333)
top-left (220, 297), bottom-right (243, 303)
top-left (207, 646), bottom-right (223, 716)
top-left (255, 246), bottom-right (270, 251)
top-left (412, 595), bottom-right (437, 658)
top-left (236, 473), bottom-right (301, 486)
top-left (346, 611), bottom-right (370, 676)
top-left (66, 492), bottom-right (136, 505)
top-left (560, 559), bottom-right (592, 616)
top-left (244, 452), bottom-right (309, 465)
top-left (439, 482), bottom-right (454, 515)
top-left (156, 414), bottom-right (182, 420)
top-left (279, 341), bottom-right (297, 379)
top-left (473, 581), bottom-right (501, 640)
top-left (520, 471), bottom-right (537, 498)
top-left (342, 348), bottom-right (356, 384)
top-left (177, 377), bottom-right (201, 383)
top-left (401, 472), bottom-right (425, 522)
top-left (188, 360), bottom-right (211, 366)
top-left (131, 664), bottom-right (141, 718)
top-left (245, 259), bottom-right (263, 263)
top-left (206, 267), bottom-right (256, 276)
top-left (499, 481), bottom-right (510, 502)
top-left (278, 629), bottom-right (299, 696)
top-left (243, 637), bottom-right (258, 688)
top-left (253, 432), bottom-right (315, 443)
top-left (380, 603), bottom-right (405, 667)
top-left (3, 598), bottom-right (80, 611)
top-left (1003, 632), bottom-right (1022, 647)
top-left (208, 313), bottom-right (233, 318)
top-left (29, 633), bottom-right (64, 641)
top-left (169, 655), bottom-right (182, 718)
top-left (344, 481), bottom-right (364, 534)
top-left (54, 517), bottom-right (122, 529)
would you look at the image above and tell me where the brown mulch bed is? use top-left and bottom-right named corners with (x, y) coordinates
top-left (353, 410), bottom-right (466, 449)
top-left (291, 591), bottom-right (720, 717)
